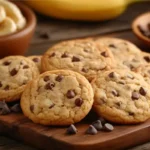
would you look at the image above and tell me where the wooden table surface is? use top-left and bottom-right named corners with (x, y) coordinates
top-left (1, 1), bottom-right (150, 150)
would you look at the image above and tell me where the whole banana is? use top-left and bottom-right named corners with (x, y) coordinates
top-left (24, 0), bottom-right (140, 21)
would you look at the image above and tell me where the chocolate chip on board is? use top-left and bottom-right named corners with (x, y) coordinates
top-left (0, 101), bottom-right (11, 115)
top-left (10, 104), bottom-right (21, 113)
top-left (92, 120), bottom-right (103, 131)
top-left (86, 125), bottom-right (98, 135)
top-left (99, 117), bottom-right (106, 125)
top-left (66, 124), bottom-right (78, 135)
top-left (103, 123), bottom-right (114, 132)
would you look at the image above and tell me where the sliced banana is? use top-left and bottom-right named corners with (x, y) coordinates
top-left (0, 0), bottom-right (26, 30)
top-left (0, 17), bottom-right (17, 36)
top-left (0, 6), bottom-right (6, 23)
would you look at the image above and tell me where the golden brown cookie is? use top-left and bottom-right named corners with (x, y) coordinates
top-left (41, 39), bottom-right (115, 81)
top-left (28, 55), bottom-right (42, 73)
top-left (91, 69), bottom-right (150, 124)
top-left (21, 70), bottom-right (94, 126)
top-left (0, 56), bottom-right (39, 102)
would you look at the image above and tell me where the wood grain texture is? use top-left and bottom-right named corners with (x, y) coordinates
top-left (1, 113), bottom-right (150, 150)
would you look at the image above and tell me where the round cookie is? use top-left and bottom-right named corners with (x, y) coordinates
top-left (91, 69), bottom-right (150, 124)
top-left (0, 56), bottom-right (39, 102)
top-left (41, 39), bottom-right (115, 81)
top-left (135, 64), bottom-right (150, 85)
top-left (28, 55), bottom-right (42, 73)
top-left (95, 37), bottom-right (144, 70)
top-left (21, 70), bottom-right (94, 126)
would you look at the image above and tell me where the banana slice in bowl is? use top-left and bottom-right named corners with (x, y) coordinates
top-left (0, 17), bottom-right (17, 36)
top-left (0, 0), bottom-right (26, 30)
top-left (0, 6), bottom-right (6, 23)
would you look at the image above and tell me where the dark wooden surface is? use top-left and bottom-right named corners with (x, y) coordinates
top-left (2, 113), bottom-right (150, 150)
top-left (0, 1), bottom-right (150, 150)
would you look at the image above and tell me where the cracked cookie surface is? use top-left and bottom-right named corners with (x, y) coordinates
top-left (0, 56), bottom-right (39, 102)
top-left (91, 69), bottom-right (150, 124)
top-left (21, 70), bottom-right (94, 126)
top-left (95, 37), bottom-right (145, 70)
top-left (135, 64), bottom-right (150, 85)
top-left (28, 55), bottom-right (42, 73)
top-left (41, 39), bottom-right (115, 81)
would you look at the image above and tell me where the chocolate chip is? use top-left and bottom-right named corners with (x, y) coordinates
top-left (45, 82), bottom-right (55, 90)
top-left (92, 120), bottom-right (103, 131)
top-left (55, 75), bottom-right (63, 82)
top-left (49, 104), bottom-right (55, 109)
top-left (128, 112), bottom-right (134, 116)
top-left (49, 53), bottom-right (55, 58)
top-left (139, 87), bottom-right (146, 96)
top-left (101, 51), bottom-right (108, 57)
top-left (3, 61), bottom-right (11, 66)
top-left (10, 104), bottom-right (21, 113)
top-left (99, 117), bottom-right (106, 125)
top-left (84, 49), bottom-right (89, 52)
top-left (144, 56), bottom-right (150, 63)
top-left (23, 65), bottom-right (29, 69)
top-left (118, 81), bottom-right (125, 85)
top-left (4, 85), bottom-right (9, 90)
top-left (0, 81), bottom-right (2, 88)
top-left (32, 57), bottom-right (39, 62)
top-left (104, 123), bottom-right (114, 132)
top-left (10, 68), bottom-right (18, 76)
top-left (75, 98), bottom-right (83, 107)
top-left (86, 125), bottom-right (97, 135)
top-left (66, 90), bottom-right (76, 99)
top-left (108, 72), bottom-right (114, 78)
top-left (30, 105), bottom-right (34, 113)
top-left (72, 56), bottom-right (80, 62)
top-left (82, 68), bottom-right (88, 73)
top-left (61, 53), bottom-right (68, 58)
top-left (0, 101), bottom-right (5, 109)
top-left (109, 44), bottom-right (116, 48)
top-left (132, 91), bottom-right (140, 100)
top-left (44, 76), bottom-right (50, 82)
top-left (115, 102), bottom-right (122, 107)
top-left (112, 90), bottom-right (119, 97)
top-left (39, 32), bottom-right (50, 39)
top-left (66, 124), bottom-right (77, 135)
top-left (0, 102), bottom-right (11, 115)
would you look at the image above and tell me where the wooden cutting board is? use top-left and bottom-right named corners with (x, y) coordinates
top-left (0, 33), bottom-right (150, 150)
top-left (0, 110), bottom-right (150, 150)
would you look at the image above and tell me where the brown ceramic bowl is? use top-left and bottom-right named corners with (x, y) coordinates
top-left (132, 12), bottom-right (150, 47)
top-left (0, 1), bottom-right (36, 58)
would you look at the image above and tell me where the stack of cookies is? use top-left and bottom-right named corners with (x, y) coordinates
top-left (1, 37), bottom-right (150, 126)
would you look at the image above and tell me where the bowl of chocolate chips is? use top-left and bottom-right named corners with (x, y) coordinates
top-left (132, 12), bottom-right (150, 47)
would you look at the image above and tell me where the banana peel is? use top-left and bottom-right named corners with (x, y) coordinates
top-left (24, 0), bottom-right (141, 21)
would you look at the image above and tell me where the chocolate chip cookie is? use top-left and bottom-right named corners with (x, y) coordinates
top-left (0, 56), bottom-right (39, 102)
top-left (91, 69), bottom-right (150, 124)
top-left (21, 70), bottom-right (94, 126)
top-left (28, 55), bottom-right (42, 73)
top-left (41, 39), bottom-right (115, 81)
top-left (95, 37), bottom-right (144, 70)
top-left (135, 64), bottom-right (150, 84)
